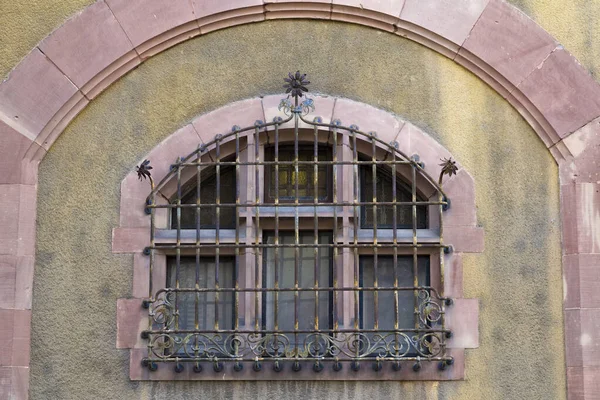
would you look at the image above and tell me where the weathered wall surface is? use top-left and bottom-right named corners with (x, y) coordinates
top-left (30, 21), bottom-right (564, 399)
top-left (3, 0), bottom-right (600, 79)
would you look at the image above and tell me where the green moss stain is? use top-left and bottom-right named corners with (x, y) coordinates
top-left (33, 21), bottom-right (564, 399)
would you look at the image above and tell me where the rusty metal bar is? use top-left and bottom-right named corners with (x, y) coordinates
top-left (234, 129), bottom-right (240, 361)
top-left (150, 200), bottom-right (447, 209)
top-left (274, 123), bottom-right (280, 333)
top-left (214, 138), bottom-right (221, 331)
top-left (293, 101), bottom-right (300, 358)
top-left (175, 159), bottom-right (182, 331)
top-left (371, 134), bottom-right (379, 331)
top-left (412, 164), bottom-right (418, 335)
top-left (153, 285), bottom-right (447, 293)
top-left (141, 73), bottom-right (454, 371)
top-left (313, 123), bottom-right (320, 332)
top-left (254, 126), bottom-right (261, 332)
top-left (332, 124), bottom-right (339, 333)
top-left (392, 146), bottom-right (400, 357)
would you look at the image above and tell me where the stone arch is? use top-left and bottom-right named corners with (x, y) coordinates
top-left (0, 1), bottom-right (598, 398)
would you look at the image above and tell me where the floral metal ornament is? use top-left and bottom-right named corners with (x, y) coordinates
top-left (140, 75), bottom-right (456, 375)
top-left (283, 71), bottom-right (310, 101)
top-left (136, 159), bottom-right (153, 181)
top-left (438, 157), bottom-right (458, 185)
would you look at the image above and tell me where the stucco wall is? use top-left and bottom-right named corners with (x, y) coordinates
top-left (30, 20), bottom-right (565, 399)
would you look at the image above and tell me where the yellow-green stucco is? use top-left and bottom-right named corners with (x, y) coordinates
top-left (30, 21), bottom-right (564, 399)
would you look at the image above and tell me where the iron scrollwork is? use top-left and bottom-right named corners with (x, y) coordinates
top-left (139, 71), bottom-right (454, 374)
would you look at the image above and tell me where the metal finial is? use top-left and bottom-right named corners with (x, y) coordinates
top-left (438, 157), bottom-right (458, 185)
top-left (283, 71), bottom-right (310, 100)
top-left (136, 159), bottom-right (153, 181)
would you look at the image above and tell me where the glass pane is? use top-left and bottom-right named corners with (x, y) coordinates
top-left (263, 232), bottom-right (332, 349)
top-left (360, 256), bottom-right (429, 331)
top-left (167, 257), bottom-right (235, 332)
top-left (173, 167), bottom-right (236, 229)
top-left (360, 166), bottom-right (428, 229)
top-left (266, 146), bottom-right (331, 202)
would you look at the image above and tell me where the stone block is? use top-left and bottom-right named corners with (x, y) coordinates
top-left (0, 49), bottom-right (78, 141)
top-left (116, 298), bottom-right (147, 349)
top-left (519, 49), bottom-right (600, 139)
top-left (11, 310), bottom-right (31, 367)
top-left (444, 226), bottom-right (484, 253)
top-left (400, 0), bottom-right (489, 46)
top-left (38, 1), bottom-right (138, 96)
top-left (560, 116), bottom-right (600, 184)
top-left (0, 121), bottom-right (33, 185)
top-left (332, 98), bottom-right (404, 146)
top-left (446, 298), bottom-right (478, 349)
top-left (460, 0), bottom-right (557, 88)
top-left (112, 228), bottom-right (148, 253)
top-left (106, 0), bottom-right (199, 53)
top-left (192, 98), bottom-right (265, 145)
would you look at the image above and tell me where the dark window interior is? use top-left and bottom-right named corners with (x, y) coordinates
top-left (265, 145), bottom-right (332, 203)
top-left (263, 231), bottom-right (332, 346)
top-left (166, 257), bottom-right (236, 331)
top-left (359, 255), bottom-right (430, 332)
top-left (172, 167), bottom-right (236, 229)
top-left (360, 165), bottom-right (428, 229)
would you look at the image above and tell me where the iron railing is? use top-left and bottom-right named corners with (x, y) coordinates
top-left (137, 72), bottom-right (455, 374)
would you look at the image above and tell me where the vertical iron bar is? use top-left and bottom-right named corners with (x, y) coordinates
top-left (439, 178), bottom-right (446, 352)
top-left (254, 126), bottom-right (261, 332)
top-left (214, 139), bottom-right (221, 331)
top-left (392, 147), bottom-right (399, 357)
top-left (147, 181), bottom-right (156, 346)
top-left (293, 106), bottom-right (300, 357)
top-left (175, 159), bottom-right (182, 331)
top-left (412, 163), bottom-right (419, 336)
top-left (351, 129), bottom-right (360, 337)
top-left (274, 124), bottom-right (280, 332)
top-left (234, 130), bottom-right (240, 359)
top-left (371, 136), bottom-right (378, 330)
top-left (195, 145), bottom-right (202, 359)
top-left (313, 124), bottom-right (319, 332)
top-left (332, 126), bottom-right (339, 333)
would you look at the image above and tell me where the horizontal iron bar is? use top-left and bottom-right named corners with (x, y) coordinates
top-left (149, 201), bottom-right (446, 209)
top-left (154, 286), bottom-right (444, 293)
top-left (151, 243), bottom-right (445, 249)
top-left (173, 160), bottom-right (414, 167)
top-left (144, 328), bottom-right (449, 334)
top-left (143, 357), bottom-right (453, 363)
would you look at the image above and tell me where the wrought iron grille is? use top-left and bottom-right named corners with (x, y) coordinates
top-left (138, 72), bottom-right (456, 375)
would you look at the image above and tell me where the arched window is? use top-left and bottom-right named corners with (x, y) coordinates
top-left (137, 74), bottom-right (458, 376)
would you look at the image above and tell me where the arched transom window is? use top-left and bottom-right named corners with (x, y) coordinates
top-left (137, 73), bottom-right (458, 376)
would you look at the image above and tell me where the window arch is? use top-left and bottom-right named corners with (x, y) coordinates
top-left (114, 89), bottom-right (482, 382)
top-left (138, 82), bottom-right (457, 375)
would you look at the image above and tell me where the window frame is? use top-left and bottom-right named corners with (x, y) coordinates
top-left (115, 96), bottom-right (483, 381)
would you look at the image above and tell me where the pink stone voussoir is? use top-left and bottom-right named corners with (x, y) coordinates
top-left (38, 1), bottom-right (136, 92)
top-left (106, 0), bottom-right (198, 52)
top-left (0, 49), bottom-right (78, 142)
top-left (192, 98), bottom-right (265, 145)
top-left (460, 0), bottom-right (557, 88)
top-left (518, 49), bottom-right (600, 139)
top-left (400, 0), bottom-right (489, 46)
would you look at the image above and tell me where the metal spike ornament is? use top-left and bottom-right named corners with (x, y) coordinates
top-left (438, 158), bottom-right (458, 185)
top-left (283, 71), bottom-right (310, 102)
top-left (136, 159), bottom-right (153, 181)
